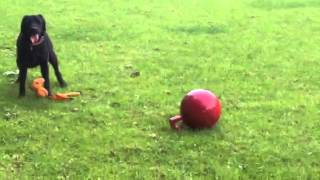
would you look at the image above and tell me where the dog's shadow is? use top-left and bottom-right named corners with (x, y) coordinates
top-left (0, 80), bottom-right (52, 111)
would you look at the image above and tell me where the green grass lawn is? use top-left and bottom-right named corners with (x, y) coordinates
top-left (1, 0), bottom-right (320, 179)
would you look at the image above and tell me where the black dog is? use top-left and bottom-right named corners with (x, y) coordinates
top-left (16, 14), bottom-right (67, 97)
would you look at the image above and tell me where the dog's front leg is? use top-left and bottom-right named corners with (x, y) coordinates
top-left (18, 67), bottom-right (27, 97)
top-left (40, 63), bottom-right (51, 96)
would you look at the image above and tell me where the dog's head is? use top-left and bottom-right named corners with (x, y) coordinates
top-left (20, 15), bottom-right (46, 46)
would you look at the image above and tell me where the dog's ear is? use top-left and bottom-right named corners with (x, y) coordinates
top-left (38, 14), bottom-right (46, 32)
top-left (20, 15), bottom-right (28, 32)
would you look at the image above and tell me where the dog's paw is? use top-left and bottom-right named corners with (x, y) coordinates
top-left (59, 81), bottom-right (68, 88)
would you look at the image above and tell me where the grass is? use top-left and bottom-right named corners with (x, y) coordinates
top-left (0, 0), bottom-right (320, 179)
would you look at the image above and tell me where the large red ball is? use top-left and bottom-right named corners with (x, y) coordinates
top-left (180, 89), bottom-right (221, 129)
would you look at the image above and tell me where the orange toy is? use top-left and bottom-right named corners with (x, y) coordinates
top-left (31, 78), bottom-right (80, 101)
top-left (31, 78), bottom-right (48, 97)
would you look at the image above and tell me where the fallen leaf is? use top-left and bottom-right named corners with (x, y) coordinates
top-left (3, 70), bottom-right (19, 77)
top-left (130, 70), bottom-right (140, 78)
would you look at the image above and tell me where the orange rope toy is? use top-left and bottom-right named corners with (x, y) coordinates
top-left (31, 78), bottom-right (80, 101)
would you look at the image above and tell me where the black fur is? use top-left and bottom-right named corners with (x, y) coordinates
top-left (16, 14), bottom-right (67, 97)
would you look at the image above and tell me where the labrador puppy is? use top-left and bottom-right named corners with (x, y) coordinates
top-left (16, 14), bottom-right (67, 97)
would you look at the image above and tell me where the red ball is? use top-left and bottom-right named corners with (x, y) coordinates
top-left (180, 89), bottom-right (222, 129)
